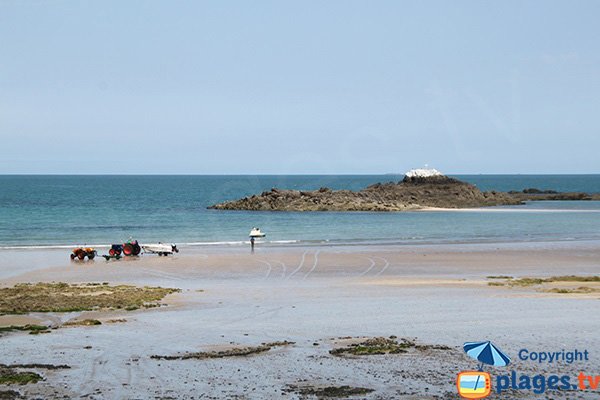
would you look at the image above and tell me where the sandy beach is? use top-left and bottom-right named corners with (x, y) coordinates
top-left (1, 240), bottom-right (599, 399)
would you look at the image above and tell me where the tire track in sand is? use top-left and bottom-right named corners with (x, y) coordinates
top-left (276, 261), bottom-right (287, 278)
top-left (286, 250), bottom-right (309, 279)
top-left (359, 257), bottom-right (377, 276)
top-left (373, 256), bottom-right (390, 276)
top-left (303, 250), bottom-right (321, 279)
top-left (257, 260), bottom-right (273, 278)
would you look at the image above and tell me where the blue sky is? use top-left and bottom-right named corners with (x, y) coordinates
top-left (1, 1), bottom-right (599, 174)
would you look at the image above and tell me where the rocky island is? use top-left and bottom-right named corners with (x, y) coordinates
top-left (209, 169), bottom-right (523, 212)
top-left (209, 169), bottom-right (600, 212)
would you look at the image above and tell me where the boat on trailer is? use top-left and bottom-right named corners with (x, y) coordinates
top-left (142, 243), bottom-right (179, 256)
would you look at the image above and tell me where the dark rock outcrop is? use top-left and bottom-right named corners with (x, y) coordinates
top-left (208, 174), bottom-right (523, 212)
top-left (508, 188), bottom-right (600, 201)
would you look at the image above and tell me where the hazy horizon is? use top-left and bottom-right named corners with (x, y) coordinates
top-left (3, 172), bottom-right (600, 176)
top-left (1, 1), bottom-right (599, 174)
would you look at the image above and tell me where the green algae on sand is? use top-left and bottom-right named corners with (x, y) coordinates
top-left (152, 341), bottom-right (295, 360)
top-left (0, 369), bottom-right (42, 385)
top-left (285, 384), bottom-right (375, 398)
top-left (330, 337), bottom-right (452, 356)
top-left (330, 337), bottom-right (415, 356)
top-left (0, 325), bottom-right (49, 334)
top-left (0, 283), bottom-right (180, 315)
top-left (63, 319), bottom-right (102, 327)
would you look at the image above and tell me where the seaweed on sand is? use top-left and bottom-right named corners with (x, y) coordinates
top-left (487, 275), bottom-right (600, 292)
top-left (329, 337), bottom-right (415, 356)
top-left (63, 319), bottom-right (102, 326)
top-left (544, 286), bottom-right (598, 294)
top-left (0, 365), bottom-right (69, 370)
top-left (151, 341), bottom-right (294, 360)
top-left (0, 390), bottom-right (23, 400)
top-left (504, 276), bottom-right (600, 286)
top-left (547, 275), bottom-right (600, 282)
top-left (0, 368), bottom-right (42, 385)
top-left (0, 325), bottom-right (49, 335)
top-left (285, 384), bottom-right (375, 398)
top-left (0, 283), bottom-right (180, 315)
top-left (329, 337), bottom-right (451, 356)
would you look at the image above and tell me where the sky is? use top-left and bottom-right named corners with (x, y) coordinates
top-left (1, 1), bottom-right (599, 174)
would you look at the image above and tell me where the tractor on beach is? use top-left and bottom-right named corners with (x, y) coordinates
top-left (70, 247), bottom-right (97, 261)
top-left (107, 239), bottom-right (141, 258)
top-left (123, 239), bottom-right (142, 256)
top-left (72, 238), bottom-right (178, 261)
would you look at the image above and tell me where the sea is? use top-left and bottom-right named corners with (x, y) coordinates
top-left (1, 174), bottom-right (600, 249)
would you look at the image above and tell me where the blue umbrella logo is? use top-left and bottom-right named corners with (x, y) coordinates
top-left (464, 341), bottom-right (511, 370)
top-left (463, 341), bottom-right (510, 395)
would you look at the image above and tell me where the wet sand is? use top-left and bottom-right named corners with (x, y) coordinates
top-left (1, 241), bottom-right (600, 399)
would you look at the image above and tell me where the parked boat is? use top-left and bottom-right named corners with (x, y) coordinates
top-left (249, 227), bottom-right (266, 238)
top-left (142, 243), bottom-right (179, 256)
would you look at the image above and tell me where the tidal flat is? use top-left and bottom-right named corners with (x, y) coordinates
top-left (1, 241), bottom-right (599, 398)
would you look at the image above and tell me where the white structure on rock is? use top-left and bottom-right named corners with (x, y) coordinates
top-left (404, 168), bottom-right (443, 179)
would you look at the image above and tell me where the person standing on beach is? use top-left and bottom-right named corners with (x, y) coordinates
top-left (250, 237), bottom-right (255, 253)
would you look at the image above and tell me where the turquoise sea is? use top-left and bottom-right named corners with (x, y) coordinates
top-left (1, 175), bottom-right (600, 248)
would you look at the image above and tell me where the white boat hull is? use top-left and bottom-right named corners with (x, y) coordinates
top-left (142, 243), bottom-right (178, 255)
top-left (249, 228), bottom-right (266, 238)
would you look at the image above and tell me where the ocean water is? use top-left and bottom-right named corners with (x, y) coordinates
top-left (1, 175), bottom-right (600, 249)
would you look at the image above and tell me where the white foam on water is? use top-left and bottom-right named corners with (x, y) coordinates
top-left (181, 239), bottom-right (300, 247)
top-left (0, 244), bottom-right (111, 250)
top-left (182, 241), bottom-right (246, 246)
